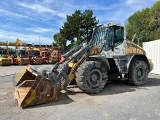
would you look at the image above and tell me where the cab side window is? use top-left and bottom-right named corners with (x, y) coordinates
top-left (114, 27), bottom-right (124, 45)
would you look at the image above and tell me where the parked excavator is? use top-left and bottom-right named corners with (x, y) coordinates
top-left (13, 23), bottom-right (153, 107)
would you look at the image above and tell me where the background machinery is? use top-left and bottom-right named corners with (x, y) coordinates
top-left (27, 49), bottom-right (42, 65)
top-left (49, 49), bottom-right (62, 63)
top-left (48, 47), bottom-right (62, 63)
top-left (11, 49), bottom-right (30, 65)
top-left (0, 38), bottom-right (30, 65)
top-left (0, 38), bottom-right (26, 49)
top-left (40, 48), bottom-right (50, 64)
top-left (0, 47), bottom-right (12, 66)
top-left (14, 23), bottom-right (153, 107)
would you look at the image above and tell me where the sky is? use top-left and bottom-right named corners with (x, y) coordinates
top-left (0, 0), bottom-right (158, 45)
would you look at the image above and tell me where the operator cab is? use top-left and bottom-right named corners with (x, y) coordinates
top-left (92, 23), bottom-right (126, 57)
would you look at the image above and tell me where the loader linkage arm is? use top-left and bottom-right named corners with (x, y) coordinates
top-left (47, 43), bottom-right (92, 89)
top-left (50, 43), bottom-right (84, 81)
top-left (48, 38), bottom-right (106, 89)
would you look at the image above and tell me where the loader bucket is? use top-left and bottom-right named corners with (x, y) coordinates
top-left (13, 66), bottom-right (61, 107)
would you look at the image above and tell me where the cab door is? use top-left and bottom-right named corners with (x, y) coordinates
top-left (113, 26), bottom-right (125, 56)
top-left (101, 25), bottom-right (126, 58)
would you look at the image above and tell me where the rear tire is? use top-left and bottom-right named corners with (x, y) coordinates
top-left (76, 61), bottom-right (108, 94)
top-left (128, 60), bottom-right (149, 86)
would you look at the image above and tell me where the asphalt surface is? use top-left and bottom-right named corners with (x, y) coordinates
top-left (0, 65), bottom-right (160, 120)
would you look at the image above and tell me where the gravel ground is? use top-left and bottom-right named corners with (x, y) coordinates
top-left (0, 65), bottom-right (160, 120)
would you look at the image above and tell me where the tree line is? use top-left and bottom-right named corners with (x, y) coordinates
top-left (126, 0), bottom-right (160, 46)
top-left (53, 1), bottom-right (160, 50)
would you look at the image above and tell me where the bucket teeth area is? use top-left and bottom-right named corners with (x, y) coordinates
top-left (14, 65), bottom-right (61, 107)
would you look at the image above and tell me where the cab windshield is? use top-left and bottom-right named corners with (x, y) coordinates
top-left (91, 25), bottom-right (112, 51)
top-left (91, 25), bottom-right (124, 51)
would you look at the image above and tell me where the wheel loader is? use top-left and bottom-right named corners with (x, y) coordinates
top-left (13, 23), bottom-right (153, 107)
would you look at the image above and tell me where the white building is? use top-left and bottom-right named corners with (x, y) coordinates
top-left (143, 40), bottom-right (160, 74)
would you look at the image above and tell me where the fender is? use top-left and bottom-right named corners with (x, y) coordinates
top-left (127, 54), bottom-right (151, 71)
top-left (89, 55), bottom-right (110, 70)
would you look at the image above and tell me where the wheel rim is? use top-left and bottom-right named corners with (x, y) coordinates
top-left (89, 69), bottom-right (102, 87)
top-left (136, 67), bottom-right (145, 81)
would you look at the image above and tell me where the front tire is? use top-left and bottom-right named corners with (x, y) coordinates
top-left (76, 61), bottom-right (108, 94)
top-left (128, 60), bottom-right (149, 86)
